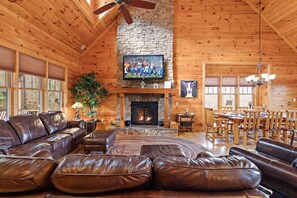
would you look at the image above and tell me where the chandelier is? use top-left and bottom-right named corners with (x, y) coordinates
top-left (246, 0), bottom-right (276, 86)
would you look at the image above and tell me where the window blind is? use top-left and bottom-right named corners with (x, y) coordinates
top-left (205, 77), bottom-right (220, 87)
top-left (48, 63), bottom-right (65, 81)
top-left (0, 46), bottom-right (15, 72)
top-left (19, 53), bottom-right (45, 77)
top-left (222, 76), bottom-right (237, 87)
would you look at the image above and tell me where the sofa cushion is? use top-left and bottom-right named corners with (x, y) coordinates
top-left (50, 154), bottom-right (152, 194)
top-left (153, 155), bottom-right (261, 191)
top-left (32, 133), bottom-right (72, 152)
top-left (59, 127), bottom-right (86, 140)
top-left (0, 156), bottom-right (58, 193)
top-left (0, 120), bottom-right (21, 149)
top-left (39, 111), bottom-right (67, 134)
top-left (9, 115), bottom-right (48, 144)
top-left (8, 142), bottom-right (52, 157)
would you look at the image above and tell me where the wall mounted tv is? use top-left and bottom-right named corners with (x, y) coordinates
top-left (123, 55), bottom-right (164, 80)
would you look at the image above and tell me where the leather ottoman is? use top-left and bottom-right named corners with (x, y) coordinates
top-left (140, 144), bottom-right (187, 161)
top-left (83, 130), bottom-right (116, 153)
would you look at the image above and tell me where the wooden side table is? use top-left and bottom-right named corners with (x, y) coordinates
top-left (176, 114), bottom-right (195, 132)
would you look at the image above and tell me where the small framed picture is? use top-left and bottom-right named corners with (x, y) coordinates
top-left (180, 80), bottom-right (197, 98)
top-left (164, 81), bottom-right (171, 89)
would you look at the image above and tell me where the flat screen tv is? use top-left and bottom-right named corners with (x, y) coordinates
top-left (123, 55), bottom-right (164, 80)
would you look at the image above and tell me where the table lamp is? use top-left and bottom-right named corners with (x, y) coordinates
top-left (71, 102), bottom-right (84, 120)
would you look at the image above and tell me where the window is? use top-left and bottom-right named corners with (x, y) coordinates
top-left (0, 70), bottom-right (11, 120)
top-left (48, 79), bottom-right (63, 111)
top-left (205, 77), bottom-right (219, 110)
top-left (18, 74), bottom-right (42, 115)
top-left (204, 76), bottom-right (255, 111)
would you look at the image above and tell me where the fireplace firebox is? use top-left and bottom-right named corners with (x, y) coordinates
top-left (131, 101), bottom-right (158, 125)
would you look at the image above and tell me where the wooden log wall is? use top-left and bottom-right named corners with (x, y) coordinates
top-left (82, 23), bottom-right (118, 128)
top-left (83, 0), bottom-right (297, 131)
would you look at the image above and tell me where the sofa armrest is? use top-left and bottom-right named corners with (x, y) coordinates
top-left (31, 149), bottom-right (53, 159)
top-left (0, 147), bottom-right (9, 155)
top-left (67, 120), bottom-right (85, 129)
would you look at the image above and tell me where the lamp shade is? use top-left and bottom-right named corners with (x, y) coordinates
top-left (71, 102), bottom-right (84, 109)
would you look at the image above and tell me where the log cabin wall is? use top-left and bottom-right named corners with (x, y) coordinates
top-left (82, 24), bottom-right (118, 128)
top-left (173, 0), bottom-right (297, 130)
top-left (83, 0), bottom-right (297, 131)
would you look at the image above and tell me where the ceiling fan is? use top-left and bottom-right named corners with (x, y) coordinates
top-left (93, 0), bottom-right (156, 24)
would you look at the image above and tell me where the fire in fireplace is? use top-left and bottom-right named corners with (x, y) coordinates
top-left (131, 101), bottom-right (158, 125)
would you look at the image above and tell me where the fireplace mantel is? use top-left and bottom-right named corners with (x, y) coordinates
top-left (110, 88), bottom-right (178, 128)
top-left (110, 88), bottom-right (178, 94)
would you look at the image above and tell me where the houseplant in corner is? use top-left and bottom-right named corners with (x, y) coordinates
top-left (72, 72), bottom-right (108, 132)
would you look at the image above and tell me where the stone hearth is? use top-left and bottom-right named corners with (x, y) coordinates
top-left (116, 126), bottom-right (178, 136)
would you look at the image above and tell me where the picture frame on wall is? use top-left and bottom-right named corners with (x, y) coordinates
top-left (180, 80), bottom-right (197, 98)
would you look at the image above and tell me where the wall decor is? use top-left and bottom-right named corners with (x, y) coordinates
top-left (180, 80), bottom-right (197, 98)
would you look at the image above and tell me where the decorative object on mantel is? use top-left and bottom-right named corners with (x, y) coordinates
top-left (164, 81), bottom-right (171, 89)
top-left (140, 80), bottom-right (145, 88)
top-left (153, 83), bottom-right (158, 89)
top-left (180, 80), bottom-right (197, 98)
top-left (245, 0), bottom-right (276, 86)
top-left (71, 102), bottom-right (84, 120)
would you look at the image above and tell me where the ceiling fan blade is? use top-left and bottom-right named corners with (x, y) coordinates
top-left (124, 0), bottom-right (156, 9)
top-left (120, 4), bottom-right (133, 24)
top-left (93, 2), bottom-right (117, 15)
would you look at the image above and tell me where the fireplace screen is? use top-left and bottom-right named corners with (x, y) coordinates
top-left (131, 101), bottom-right (158, 125)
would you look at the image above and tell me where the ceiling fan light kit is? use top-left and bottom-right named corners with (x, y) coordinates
top-left (93, 0), bottom-right (156, 24)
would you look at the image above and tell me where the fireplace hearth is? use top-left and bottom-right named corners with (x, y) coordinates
top-left (131, 101), bottom-right (158, 125)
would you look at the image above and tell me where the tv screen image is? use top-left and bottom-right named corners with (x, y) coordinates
top-left (123, 55), bottom-right (164, 80)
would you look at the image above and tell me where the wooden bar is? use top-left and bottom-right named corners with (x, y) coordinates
top-left (119, 93), bottom-right (125, 128)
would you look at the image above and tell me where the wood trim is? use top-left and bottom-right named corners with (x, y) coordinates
top-left (110, 88), bottom-right (178, 94)
top-left (69, 0), bottom-right (96, 25)
top-left (12, 51), bottom-right (20, 116)
top-left (243, 0), bottom-right (297, 53)
top-left (43, 62), bottom-right (49, 112)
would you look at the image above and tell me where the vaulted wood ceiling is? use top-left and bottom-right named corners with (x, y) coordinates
top-left (0, 0), bottom-right (118, 54)
top-left (1, 0), bottom-right (297, 55)
top-left (244, 0), bottom-right (297, 52)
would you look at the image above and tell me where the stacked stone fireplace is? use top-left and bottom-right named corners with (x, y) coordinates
top-left (115, 0), bottom-right (176, 135)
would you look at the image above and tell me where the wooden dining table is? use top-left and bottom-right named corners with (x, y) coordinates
top-left (218, 113), bottom-right (244, 145)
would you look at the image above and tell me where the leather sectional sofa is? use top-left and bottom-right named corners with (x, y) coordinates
top-left (230, 138), bottom-right (297, 198)
top-left (0, 153), bottom-right (267, 197)
top-left (0, 111), bottom-right (86, 159)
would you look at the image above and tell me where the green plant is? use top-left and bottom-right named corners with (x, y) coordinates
top-left (72, 72), bottom-right (108, 118)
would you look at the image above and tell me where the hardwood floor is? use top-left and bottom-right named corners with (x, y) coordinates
top-left (177, 132), bottom-right (256, 155)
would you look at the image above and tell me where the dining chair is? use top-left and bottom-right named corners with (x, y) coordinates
top-left (205, 108), bottom-right (229, 143)
top-left (240, 110), bottom-right (262, 145)
top-left (283, 110), bottom-right (297, 145)
top-left (253, 106), bottom-right (264, 111)
top-left (264, 110), bottom-right (283, 141)
top-left (237, 106), bottom-right (249, 113)
top-left (220, 106), bottom-right (233, 113)
top-left (0, 111), bottom-right (7, 120)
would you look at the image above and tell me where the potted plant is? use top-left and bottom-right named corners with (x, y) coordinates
top-left (72, 72), bottom-right (108, 132)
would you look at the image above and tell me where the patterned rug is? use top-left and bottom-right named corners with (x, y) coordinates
top-left (106, 135), bottom-right (209, 159)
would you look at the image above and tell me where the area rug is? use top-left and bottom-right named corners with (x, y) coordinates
top-left (106, 135), bottom-right (209, 159)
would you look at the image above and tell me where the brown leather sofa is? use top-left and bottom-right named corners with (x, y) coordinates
top-left (0, 111), bottom-right (85, 159)
top-left (229, 138), bottom-right (297, 198)
top-left (0, 154), bottom-right (267, 197)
